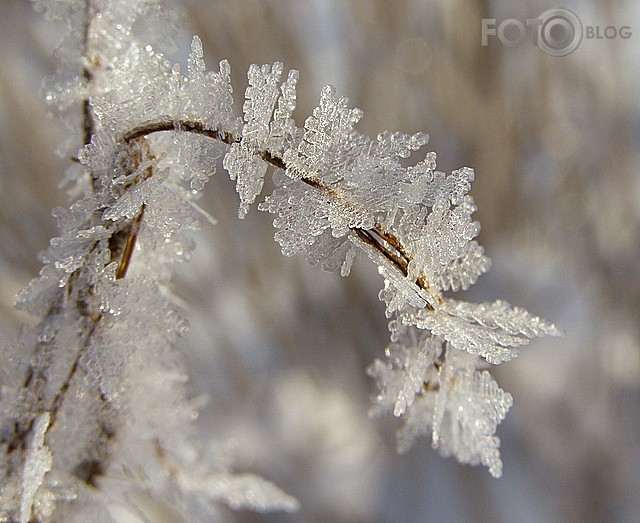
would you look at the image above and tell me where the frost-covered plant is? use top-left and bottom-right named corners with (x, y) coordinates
top-left (0, 0), bottom-right (559, 521)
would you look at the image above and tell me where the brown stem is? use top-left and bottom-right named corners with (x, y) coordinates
top-left (353, 228), bottom-right (407, 275)
top-left (123, 121), bottom-right (236, 146)
top-left (115, 204), bottom-right (145, 279)
top-left (82, 0), bottom-right (102, 194)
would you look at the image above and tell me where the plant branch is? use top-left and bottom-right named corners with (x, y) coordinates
top-left (7, 109), bottom-right (440, 473)
top-left (115, 204), bottom-right (146, 279)
top-left (120, 119), bottom-right (439, 308)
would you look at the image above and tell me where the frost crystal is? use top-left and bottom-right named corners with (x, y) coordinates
top-left (20, 413), bottom-right (53, 523)
top-left (369, 331), bottom-right (514, 477)
top-left (256, 78), bottom-right (558, 477)
top-left (367, 329), bottom-right (441, 417)
top-left (224, 63), bottom-right (298, 217)
top-left (283, 85), bottom-right (363, 181)
top-left (182, 37), bottom-right (240, 134)
top-left (408, 299), bottom-right (560, 364)
top-left (429, 361), bottom-right (513, 479)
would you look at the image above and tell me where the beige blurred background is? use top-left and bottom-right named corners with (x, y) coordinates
top-left (1, 1), bottom-right (639, 522)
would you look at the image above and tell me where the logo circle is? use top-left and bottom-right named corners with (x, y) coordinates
top-left (537, 8), bottom-right (582, 56)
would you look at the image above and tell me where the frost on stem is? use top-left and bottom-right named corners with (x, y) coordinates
top-left (1, 0), bottom-right (559, 520)
top-left (224, 62), bottom-right (298, 218)
top-left (1, 2), bottom-right (290, 521)
top-left (226, 69), bottom-right (559, 478)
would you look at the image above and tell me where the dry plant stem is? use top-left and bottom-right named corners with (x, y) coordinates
top-left (42, 0), bottom-right (117, 434)
top-left (8, 270), bottom-right (108, 453)
top-left (12, 131), bottom-right (153, 451)
top-left (115, 204), bottom-right (146, 279)
top-left (5, 0), bottom-right (103, 454)
top-left (82, 0), bottom-right (100, 193)
top-left (122, 120), bottom-right (438, 309)
top-left (6, 142), bottom-right (145, 481)
top-left (8, 208), bottom-right (139, 481)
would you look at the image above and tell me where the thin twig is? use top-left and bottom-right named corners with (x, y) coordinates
top-left (115, 204), bottom-right (146, 279)
top-left (82, 0), bottom-right (102, 195)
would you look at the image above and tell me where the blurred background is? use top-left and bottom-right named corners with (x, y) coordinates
top-left (1, 0), bottom-right (639, 522)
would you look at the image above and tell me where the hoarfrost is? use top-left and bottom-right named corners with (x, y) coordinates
top-left (19, 413), bottom-right (53, 523)
top-left (2, 2), bottom-right (560, 519)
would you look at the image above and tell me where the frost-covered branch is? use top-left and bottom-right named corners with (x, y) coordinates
top-left (119, 118), bottom-right (439, 308)
top-left (1, 0), bottom-right (560, 520)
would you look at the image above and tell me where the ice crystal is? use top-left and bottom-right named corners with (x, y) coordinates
top-left (259, 170), bottom-right (333, 256)
top-left (254, 75), bottom-right (557, 477)
top-left (305, 232), bottom-right (360, 277)
top-left (407, 299), bottom-right (560, 364)
top-left (429, 360), bottom-right (513, 479)
top-left (367, 329), bottom-right (441, 417)
top-left (369, 330), bottom-right (515, 477)
top-left (19, 413), bottom-right (53, 523)
top-left (181, 37), bottom-right (240, 133)
top-left (224, 63), bottom-right (298, 217)
top-left (283, 85), bottom-right (363, 181)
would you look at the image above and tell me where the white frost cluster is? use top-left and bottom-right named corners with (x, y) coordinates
top-left (368, 329), bottom-right (515, 478)
top-left (224, 62), bottom-right (298, 217)
top-left (254, 68), bottom-right (559, 477)
top-left (1, 1), bottom-right (291, 521)
top-left (2, 0), bottom-right (560, 520)
top-left (19, 413), bottom-right (53, 523)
